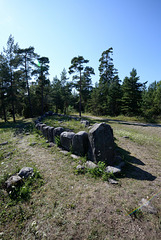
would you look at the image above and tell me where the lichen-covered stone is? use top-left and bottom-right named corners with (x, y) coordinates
top-left (72, 131), bottom-right (89, 156)
top-left (88, 122), bottom-right (114, 165)
top-left (60, 131), bottom-right (75, 151)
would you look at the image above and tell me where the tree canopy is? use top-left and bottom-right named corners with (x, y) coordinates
top-left (0, 35), bottom-right (161, 122)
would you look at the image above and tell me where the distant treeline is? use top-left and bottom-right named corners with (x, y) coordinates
top-left (0, 35), bottom-right (161, 122)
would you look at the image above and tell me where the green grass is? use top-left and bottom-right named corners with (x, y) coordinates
top-left (114, 127), bottom-right (161, 146)
top-left (42, 116), bottom-right (88, 133)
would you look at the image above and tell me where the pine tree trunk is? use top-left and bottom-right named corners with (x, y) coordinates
top-left (41, 74), bottom-right (44, 116)
top-left (1, 92), bottom-right (7, 122)
top-left (79, 71), bottom-right (82, 117)
top-left (25, 55), bottom-right (33, 117)
top-left (10, 73), bottom-right (16, 122)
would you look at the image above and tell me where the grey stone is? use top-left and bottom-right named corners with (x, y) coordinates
top-left (0, 141), bottom-right (8, 146)
top-left (40, 124), bottom-right (46, 132)
top-left (72, 131), bottom-right (89, 156)
top-left (76, 165), bottom-right (85, 170)
top-left (30, 142), bottom-right (37, 146)
top-left (88, 122), bottom-right (115, 165)
top-left (18, 167), bottom-right (34, 178)
top-left (85, 161), bottom-right (98, 169)
top-left (81, 120), bottom-right (90, 127)
top-left (5, 175), bottom-right (23, 189)
top-left (35, 123), bottom-right (41, 130)
top-left (48, 127), bottom-right (54, 142)
top-left (139, 198), bottom-right (157, 214)
top-left (54, 127), bottom-right (64, 137)
top-left (60, 131), bottom-right (75, 151)
top-left (42, 126), bottom-right (50, 139)
top-left (60, 150), bottom-right (69, 155)
top-left (108, 178), bottom-right (118, 184)
top-left (47, 142), bottom-right (55, 147)
top-left (123, 136), bottom-right (129, 139)
top-left (105, 166), bottom-right (121, 174)
top-left (71, 154), bottom-right (79, 159)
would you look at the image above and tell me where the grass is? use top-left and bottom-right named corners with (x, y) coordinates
top-left (0, 116), bottom-right (161, 239)
top-left (42, 115), bottom-right (88, 133)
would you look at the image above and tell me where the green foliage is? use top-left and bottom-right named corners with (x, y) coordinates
top-left (74, 161), bottom-right (115, 181)
top-left (0, 168), bottom-right (43, 202)
top-left (1, 35), bottom-right (161, 122)
top-left (88, 161), bottom-right (106, 178)
top-left (55, 135), bottom-right (61, 147)
top-left (69, 56), bottom-right (95, 117)
top-left (121, 68), bottom-right (143, 116)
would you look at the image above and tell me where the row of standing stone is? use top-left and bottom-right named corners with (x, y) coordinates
top-left (34, 111), bottom-right (115, 165)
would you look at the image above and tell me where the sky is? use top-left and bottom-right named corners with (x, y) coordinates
top-left (0, 0), bottom-right (161, 86)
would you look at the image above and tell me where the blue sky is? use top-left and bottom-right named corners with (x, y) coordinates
top-left (0, 0), bottom-right (161, 86)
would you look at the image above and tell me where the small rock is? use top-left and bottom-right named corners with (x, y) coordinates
top-left (5, 175), bottom-right (23, 189)
top-left (0, 141), bottom-right (8, 146)
top-left (108, 178), bottom-right (118, 184)
top-left (81, 120), bottom-right (90, 127)
top-left (85, 161), bottom-right (98, 169)
top-left (76, 165), bottom-right (85, 170)
top-left (71, 154), bottom-right (79, 159)
top-left (30, 142), bottom-right (37, 146)
top-left (60, 150), bottom-right (69, 155)
top-left (18, 167), bottom-right (34, 178)
top-left (140, 198), bottom-right (157, 214)
top-left (123, 136), bottom-right (129, 139)
top-left (48, 142), bottom-right (55, 147)
top-left (105, 166), bottom-right (121, 174)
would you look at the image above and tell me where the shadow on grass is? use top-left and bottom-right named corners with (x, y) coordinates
top-left (116, 146), bottom-right (156, 181)
top-left (0, 119), bottom-right (35, 135)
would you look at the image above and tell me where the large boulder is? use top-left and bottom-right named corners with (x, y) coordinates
top-left (60, 131), bottom-right (75, 151)
top-left (72, 131), bottom-right (89, 156)
top-left (88, 122), bottom-right (115, 165)
top-left (48, 127), bottom-right (54, 142)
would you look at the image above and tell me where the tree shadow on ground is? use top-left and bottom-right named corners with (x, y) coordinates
top-left (0, 120), bottom-right (34, 135)
top-left (116, 146), bottom-right (156, 181)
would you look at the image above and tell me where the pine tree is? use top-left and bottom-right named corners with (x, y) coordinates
top-left (0, 54), bottom-right (10, 122)
top-left (107, 75), bottom-right (122, 116)
top-left (17, 47), bottom-right (37, 117)
top-left (60, 68), bottom-right (72, 114)
top-left (32, 57), bottom-right (50, 115)
top-left (3, 35), bottom-right (21, 122)
top-left (69, 56), bottom-right (94, 117)
top-left (98, 47), bottom-right (118, 115)
top-left (121, 68), bottom-right (143, 116)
